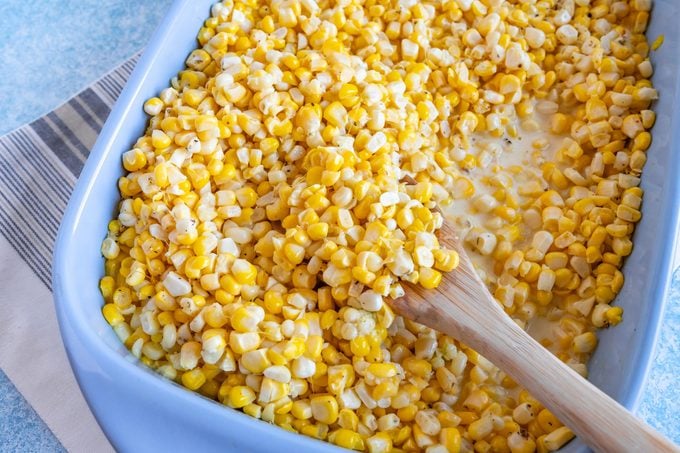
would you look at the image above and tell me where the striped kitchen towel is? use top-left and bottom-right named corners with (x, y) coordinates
top-left (0, 55), bottom-right (141, 453)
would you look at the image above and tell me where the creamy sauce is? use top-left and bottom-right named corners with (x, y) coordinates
top-left (443, 111), bottom-right (562, 280)
top-left (439, 108), bottom-right (568, 350)
top-left (525, 316), bottom-right (558, 350)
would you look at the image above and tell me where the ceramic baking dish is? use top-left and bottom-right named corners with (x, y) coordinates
top-left (52, 0), bottom-right (680, 451)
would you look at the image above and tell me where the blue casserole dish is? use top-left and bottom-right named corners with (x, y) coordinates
top-left (52, 0), bottom-right (680, 451)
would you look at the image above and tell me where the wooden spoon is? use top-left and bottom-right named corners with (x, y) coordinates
top-left (390, 221), bottom-right (678, 453)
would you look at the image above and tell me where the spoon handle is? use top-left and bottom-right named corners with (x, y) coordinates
top-left (465, 307), bottom-right (676, 453)
top-left (393, 281), bottom-right (679, 453)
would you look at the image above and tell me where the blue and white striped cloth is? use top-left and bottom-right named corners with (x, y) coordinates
top-left (0, 57), bottom-right (137, 289)
top-left (0, 56), bottom-right (140, 453)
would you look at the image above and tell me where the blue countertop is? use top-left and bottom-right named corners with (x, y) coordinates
top-left (1, 0), bottom-right (678, 450)
top-left (0, 0), bottom-right (172, 135)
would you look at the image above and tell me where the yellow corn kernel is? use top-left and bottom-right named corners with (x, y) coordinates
top-left (143, 97), bottom-right (164, 116)
top-left (537, 409), bottom-right (563, 433)
top-left (283, 337), bottom-right (306, 360)
top-left (329, 429), bottom-right (364, 451)
top-left (305, 335), bottom-right (324, 359)
top-left (240, 349), bottom-right (270, 374)
top-left (232, 259), bottom-right (258, 285)
top-left (264, 290), bottom-right (284, 314)
top-left (350, 336), bottom-right (370, 357)
top-left (99, 276), bottom-right (115, 299)
top-left (300, 423), bottom-right (328, 440)
top-left (310, 395), bottom-right (339, 424)
top-left (151, 130), bottom-right (171, 149)
top-left (243, 403), bottom-right (262, 419)
top-left (258, 378), bottom-right (289, 404)
top-left (291, 400), bottom-right (313, 420)
top-left (102, 303), bottom-right (124, 325)
top-left (122, 148), bottom-right (147, 172)
top-left (367, 363), bottom-right (398, 379)
top-left (307, 222), bottom-right (329, 240)
top-left (112, 287), bottom-right (132, 308)
top-left (229, 386), bottom-right (257, 408)
top-left (606, 306), bottom-right (624, 326)
top-left (418, 267), bottom-right (442, 289)
top-left (284, 242), bottom-right (306, 265)
top-left (572, 332), bottom-right (598, 353)
top-left (338, 83), bottom-right (360, 108)
top-left (652, 34), bottom-right (664, 50)
top-left (543, 426), bottom-right (574, 450)
top-left (440, 427), bottom-right (462, 452)
top-left (324, 102), bottom-right (348, 128)
top-left (327, 364), bottom-right (355, 395)
top-left (507, 432), bottom-right (537, 453)
top-left (366, 432), bottom-right (392, 453)
top-left (181, 369), bottom-right (206, 391)
top-left (402, 357), bottom-right (433, 379)
top-left (338, 409), bottom-right (359, 431)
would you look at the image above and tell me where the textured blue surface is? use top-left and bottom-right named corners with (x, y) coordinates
top-left (0, 370), bottom-right (65, 453)
top-left (2, 0), bottom-right (680, 450)
top-left (0, 0), bottom-right (172, 135)
top-left (639, 268), bottom-right (680, 442)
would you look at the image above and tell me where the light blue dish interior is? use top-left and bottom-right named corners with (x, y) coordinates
top-left (52, 0), bottom-right (680, 452)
